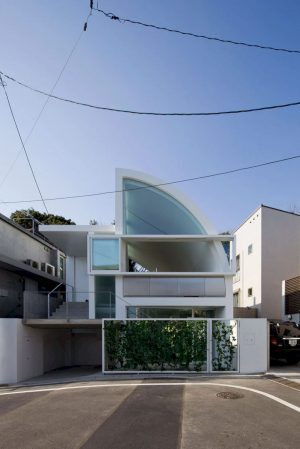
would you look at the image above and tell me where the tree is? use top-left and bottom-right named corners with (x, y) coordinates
top-left (10, 208), bottom-right (75, 232)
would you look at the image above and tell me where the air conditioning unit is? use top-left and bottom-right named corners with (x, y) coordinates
top-left (41, 262), bottom-right (56, 276)
top-left (26, 259), bottom-right (39, 269)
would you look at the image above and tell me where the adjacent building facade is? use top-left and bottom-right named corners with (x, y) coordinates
top-left (0, 213), bottom-right (66, 319)
top-left (233, 205), bottom-right (300, 320)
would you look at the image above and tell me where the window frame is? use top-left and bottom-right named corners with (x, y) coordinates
top-left (88, 236), bottom-right (121, 274)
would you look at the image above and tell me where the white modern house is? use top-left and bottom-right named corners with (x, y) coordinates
top-left (233, 205), bottom-right (300, 320)
top-left (40, 169), bottom-right (235, 320)
top-left (0, 170), bottom-right (269, 383)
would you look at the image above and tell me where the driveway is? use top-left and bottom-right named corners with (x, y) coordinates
top-left (268, 360), bottom-right (300, 383)
top-left (0, 378), bottom-right (299, 449)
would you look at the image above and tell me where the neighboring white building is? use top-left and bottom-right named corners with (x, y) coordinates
top-left (233, 205), bottom-right (300, 320)
top-left (40, 169), bottom-right (235, 320)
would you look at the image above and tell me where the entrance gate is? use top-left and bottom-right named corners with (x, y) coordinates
top-left (102, 319), bottom-right (239, 374)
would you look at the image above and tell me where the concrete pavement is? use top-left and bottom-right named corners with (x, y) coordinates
top-left (0, 378), bottom-right (299, 449)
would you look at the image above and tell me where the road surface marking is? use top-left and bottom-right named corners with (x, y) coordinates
top-left (0, 382), bottom-right (299, 413)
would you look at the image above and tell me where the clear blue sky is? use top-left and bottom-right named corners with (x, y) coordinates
top-left (0, 0), bottom-right (299, 231)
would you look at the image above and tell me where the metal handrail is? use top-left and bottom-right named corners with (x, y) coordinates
top-left (35, 288), bottom-right (151, 320)
top-left (47, 283), bottom-right (63, 318)
top-left (47, 283), bottom-right (74, 318)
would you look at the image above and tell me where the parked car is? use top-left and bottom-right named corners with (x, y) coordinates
top-left (269, 320), bottom-right (300, 365)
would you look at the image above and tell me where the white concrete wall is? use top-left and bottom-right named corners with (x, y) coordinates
top-left (234, 208), bottom-right (262, 311)
top-left (239, 319), bottom-right (268, 374)
top-left (67, 257), bottom-right (94, 318)
top-left (0, 320), bottom-right (45, 384)
top-left (0, 319), bottom-right (19, 383)
top-left (0, 320), bottom-right (102, 383)
top-left (74, 257), bottom-right (89, 301)
top-left (261, 208), bottom-right (300, 319)
top-left (18, 324), bottom-right (44, 381)
top-left (66, 256), bottom-right (89, 301)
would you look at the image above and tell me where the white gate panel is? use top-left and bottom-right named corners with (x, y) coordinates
top-left (239, 319), bottom-right (268, 374)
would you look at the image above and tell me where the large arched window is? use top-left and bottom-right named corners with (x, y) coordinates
top-left (123, 179), bottom-right (207, 235)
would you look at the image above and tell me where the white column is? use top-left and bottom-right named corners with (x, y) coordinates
top-left (89, 275), bottom-right (95, 319)
top-left (115, 276), bottom-right (126, 319)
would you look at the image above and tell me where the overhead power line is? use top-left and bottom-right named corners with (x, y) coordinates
top-left (0, 11), bottom-right (92, 191)
top-left (1, 154), bottom-right (299, 205)
top-left (0, 74), bottom-right (49, 213)
top-left (92, 6), bottom-right (300, 55)
top-left (1, 69), bottom-right (300, 117)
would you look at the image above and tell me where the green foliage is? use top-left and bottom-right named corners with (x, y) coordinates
top-left (104, 320), bottom-right (207, 371)
top-left (10, 208), bottom-right (75, 230)
top-left (212, 321), bottom-right (237, 371)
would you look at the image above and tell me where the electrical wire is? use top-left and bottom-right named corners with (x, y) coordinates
top-left (1, 69), bottom-right (300, 117)
top-left (0, 12), bottom-right (92, 191)
top-left (1, 154), bottom-right (299, 205)
top-left (92, 6), bottom-right (300, 55)
top-left (0, 74), bottom-right (49, 213)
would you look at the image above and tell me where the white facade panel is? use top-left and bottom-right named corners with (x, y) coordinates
top-left (239, 319), bottom-right (268, 374)
top-left (204, 278), bottom-right (226, 297)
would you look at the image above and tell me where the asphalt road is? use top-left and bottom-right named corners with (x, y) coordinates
top-left (0, 378), bottom-right (299, 449)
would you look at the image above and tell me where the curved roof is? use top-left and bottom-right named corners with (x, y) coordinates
top-left (115, 169), bottom-right (229, 272)
top-left (116, 168), bottom-right (217, 235)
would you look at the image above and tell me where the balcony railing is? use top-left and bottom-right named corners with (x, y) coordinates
top-left (23, 290), bottom-right (89, 320)
top-left (23, 290), bottom-right (118, 320)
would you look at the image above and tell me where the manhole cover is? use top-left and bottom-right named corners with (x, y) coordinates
top-left (216, 391), bottom-right (244, 399)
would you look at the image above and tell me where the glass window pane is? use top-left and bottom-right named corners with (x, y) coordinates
top-left (95, 276), bottom-right (115, 318)
top-left (92, 239), bottom-right (119, 270)
top-left (123, 178), bottom-right (206, 235)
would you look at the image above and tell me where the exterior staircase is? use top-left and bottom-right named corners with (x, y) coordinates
top-left (50, 301), bottom-right (89, 319)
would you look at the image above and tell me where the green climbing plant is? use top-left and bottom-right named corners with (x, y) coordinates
top-left (212, 320), bottom-right (237, 371)
top-left (104, 320), bottom-right (208, 371)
